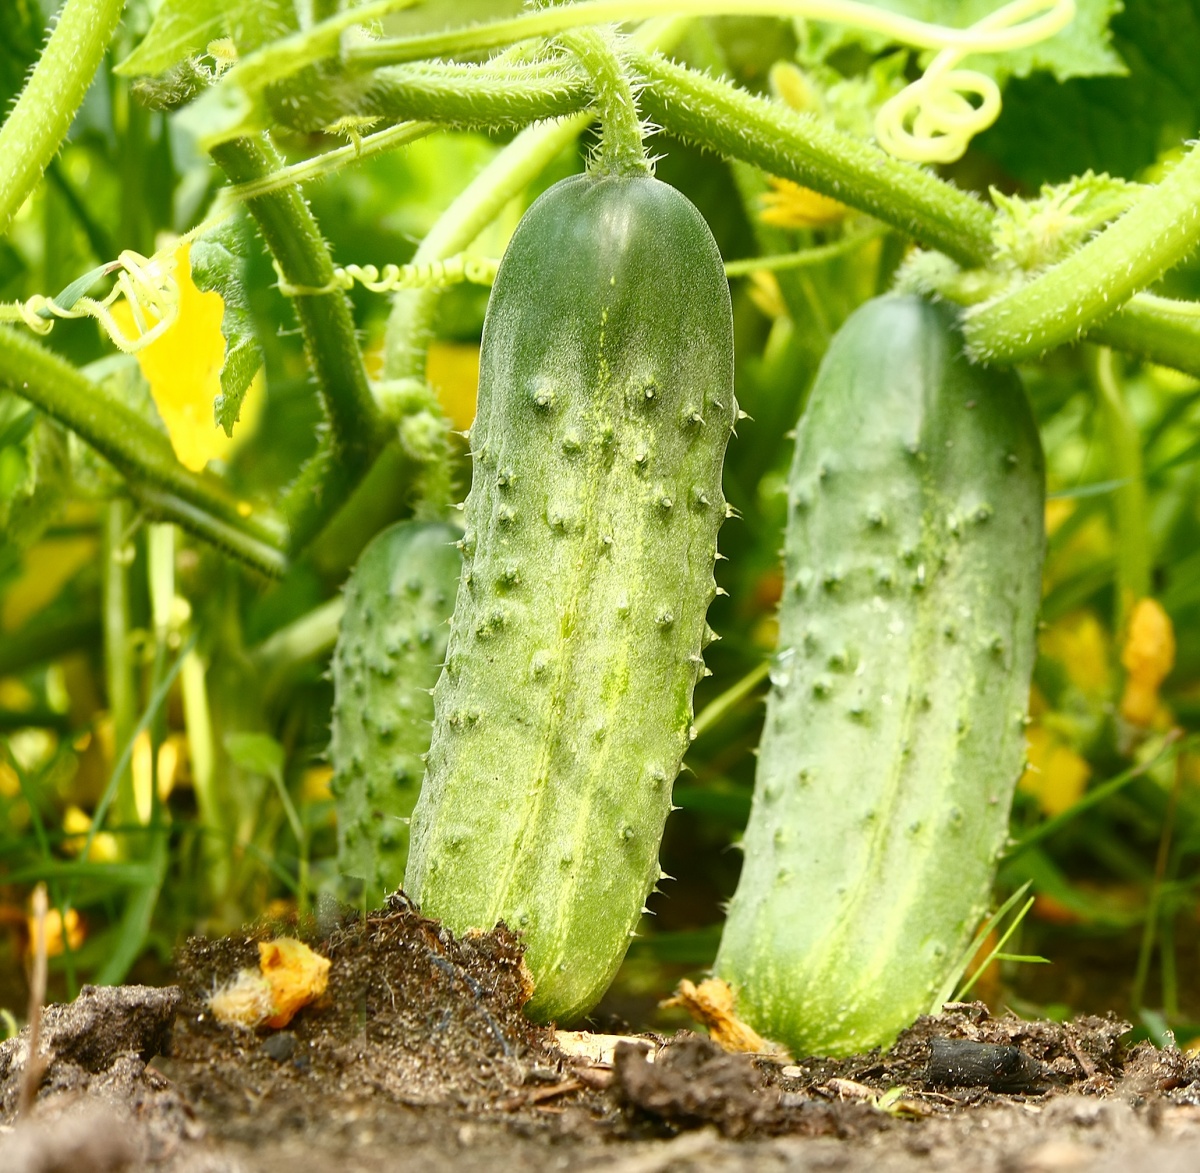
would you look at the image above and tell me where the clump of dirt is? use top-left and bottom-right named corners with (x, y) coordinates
top-left (6, 901), bottom-right (1200, 1172)
top-left (168, 892), bottom-right (550, 1121)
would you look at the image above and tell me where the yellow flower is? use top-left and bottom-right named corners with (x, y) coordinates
top-left (1040, 611), bottom-right (1111, 699)
top-left (27, 905), bottom-right (85, 959)
top-left (111, 242), bottom-right (263, 472)
top-left (1020, 725), bottom-right (1091, 816)
top-left (760, 177), bottom-right (848, 229)
top-left (62, 805), bottom-right (121, 863)
top-left (1120, 598), bottom-right (1175, 727)
top-left (426, 341), bottom-right (480, 432)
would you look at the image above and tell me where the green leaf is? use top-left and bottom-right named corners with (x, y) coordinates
top-left (224, 731), bottom-right (285, 782)
top-left (116, 0), bottom-right (231, 78)
top-left (0, 394), bottom-right (68, 553)
top-left (189, 217), bottom-right (264, 436)
top-left (797, 0), bottom-right (1124, 85)
top-left (978, 0), bottom-right (1200, 183)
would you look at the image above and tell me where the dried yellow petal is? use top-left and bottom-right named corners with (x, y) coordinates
top-left (661, 977), bottom-right (788, 1057)
top-left (259, 937), bottom-right (331, 1029)
top-left (1120, 598), bottom-right (1175, 726)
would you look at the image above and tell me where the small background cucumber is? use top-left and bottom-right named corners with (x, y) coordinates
top-left (330, 519), bottom-right (460, 898)
top-left (716, 295), bottom-right (1044, 1056)
top-left (405, 172), bottom-right (736, 1024)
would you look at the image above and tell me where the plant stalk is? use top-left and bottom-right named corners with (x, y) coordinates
top-left (209, 136), bottom-right (387, 549)
top-left (1092, 347), bottom-right (1151, 634)
top-left (0, 326), bottom-right (288, 566)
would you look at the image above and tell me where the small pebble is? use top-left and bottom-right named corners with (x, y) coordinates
top-left (261, 1031), bottom-right (297, 1062)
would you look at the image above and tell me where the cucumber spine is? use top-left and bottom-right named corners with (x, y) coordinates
top-left (405, 173), bottom-right (736, 1023)
top-left (715, 295), bottom-right (1045, 1056)
top-left (330, 520), bottom-right (460, 898)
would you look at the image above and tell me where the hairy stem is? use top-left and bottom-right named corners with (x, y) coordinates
top-left (209, 136), bottom-right (386, 550)
top-left (559, 28), bottom-right (649, 176)
top-left (0, 0), bottom-right (126, 237)
top-left (1085, 296), bottom-right (1200, 380)
top-left (0, 327), bottom-right (288, 565)
top-left (634, 50), bottom-right (994, 267)
top-left (382, 17), bottom-right (688, 384)
top-left (269, 59), bottom-right (590, 136)
top-left (964, 143), bottom-right (1200, 362)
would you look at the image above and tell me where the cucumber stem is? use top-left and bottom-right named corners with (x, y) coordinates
top-left (0, 0), bottom-right (126, 237)
top-left (559, 27), bottom-right (650, 177)
top-left (965, 142), bottom-right (1200, 363)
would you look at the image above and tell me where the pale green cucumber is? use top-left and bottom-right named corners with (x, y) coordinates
top-left (330, 519), bottom-right (460, 897)
top-left (405, 172), bottom-right (736, 1023)
top-left (715, 295), bottom-right (1045, 1056)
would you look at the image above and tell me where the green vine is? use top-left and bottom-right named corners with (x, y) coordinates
top-left (0, 326), bottom-right (288, 575)
top-left (0, 0), bottom-right (127, 237)
top-left (964, 142), bottom-right (1200, 362)
top-left (209, 136), bottom-right (387, 551)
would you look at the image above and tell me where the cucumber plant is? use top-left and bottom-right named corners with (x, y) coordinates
top-left (404, 30), bottom-right (737, 1021)
top-left (715, 295), bottom-right (1045, 1057)
top-left (330, 520), bottom-right (460, 897)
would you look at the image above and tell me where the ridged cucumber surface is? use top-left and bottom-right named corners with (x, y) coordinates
top-left (405, 173), bottom-right (736, 1023)
top-left (330, 520), bottom-right (460, 897)
top-left (715, 295), bottom-right (1044, 1056)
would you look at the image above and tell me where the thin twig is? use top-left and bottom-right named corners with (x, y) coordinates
top-left (1132, 737), bottom-right (1185, 1013)
top-left (19, 884), bottom-right (49, 1118)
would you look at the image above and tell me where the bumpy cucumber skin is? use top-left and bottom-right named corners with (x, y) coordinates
top-left (715, 296), bottom-right (1044, 1057)
top-left (330, 520), bottom-right (460, 897)
top-left (405, 173), bottom-right (736, 1024)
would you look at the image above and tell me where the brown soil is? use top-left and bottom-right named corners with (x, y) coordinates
top-left (4, 895), bottom-right (1200, 1172)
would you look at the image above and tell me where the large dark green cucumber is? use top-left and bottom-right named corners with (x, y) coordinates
top-left (330, 520), bottom-right (460, 897)
top-left (405, 173), bottom-right (736, 1023)
top-left (715, 295), bottom-right (1044, 1057)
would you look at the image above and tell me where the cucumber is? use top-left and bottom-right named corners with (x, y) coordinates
top-left (715, 295), bottom-right (1044, 1056)
top-left (405, 173), bottom-right (736, 1023)
top-left (330, 520), bottom-right (460, 897)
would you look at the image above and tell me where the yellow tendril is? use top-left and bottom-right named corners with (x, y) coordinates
top-left (0, 247), bottom-right (181, 352)
top-left (875, 0), bottom-right (1076, 163)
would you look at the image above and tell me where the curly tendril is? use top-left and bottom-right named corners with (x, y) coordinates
top-left (1, 249), bottom-right (181, 352)
top-left (875, 0), bottom-right (1075, 163)
top-left (275, 254), bottom-right (500, 298)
